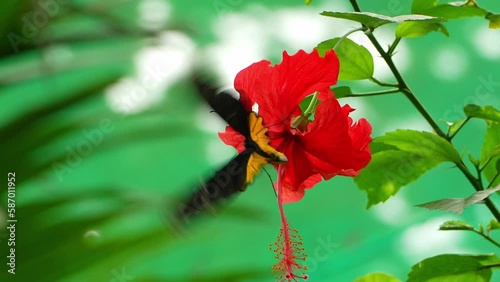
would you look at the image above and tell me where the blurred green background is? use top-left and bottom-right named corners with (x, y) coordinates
top-left (1, 0), bottom-right (500, 281)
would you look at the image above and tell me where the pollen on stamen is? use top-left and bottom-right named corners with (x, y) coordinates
top-left (269, 225), bottom-right (308, 282)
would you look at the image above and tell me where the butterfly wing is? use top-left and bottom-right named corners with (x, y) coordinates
top-left (193, 76), bottom-right (250, 137)
top-left (174, 77), bottom-right (276, 222)
top-left (177, 151), bottom-right (252, 220)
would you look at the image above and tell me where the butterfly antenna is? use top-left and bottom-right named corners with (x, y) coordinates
top-left (265, 110), bottom-right (295, 130)
top-left (262, 166), bottom-right (277, 198)
top-left (251, 109), bottom-right (296, 140)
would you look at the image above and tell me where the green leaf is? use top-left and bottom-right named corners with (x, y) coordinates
top-left (320, 11), bottom-right (394, 28)
top-left (412, 0), bottom-right (438, 13)
top-left (305, 0), bottom-right (312, 5)
top-left (439, 220), bottom-right (474, 231)
top-left (391, 14), bottom-right (446, 23)
top-left (412, 0), bottom-right (488, 20)
top-left (476, 254), bottom-right (500, 268)
top-left (480, 123), bottom-right (500, 188)
top-left (455, 185), bottom-right (499, 206)
top-left (355, 150), bottom-right (441, 207)
top-left (425, 5), bottom-right (486, 19)
top-left (354, 272), bottom-right (401, 282)
top-left (464, 104), bottom-right (500, 123)
top-left (370, 142), bottom-right (399, 154)
top-left (332, 86), bottom-right (352, 98)
top-left (375, 130), bottom-right (461, 163)
top-left (407, 254), bottom-right (496, 282)
top-left (417, 198), bottom-right (465, 214)
top-left (320, 11), bottom-right (445, 29)
top-left (449, 118), bottom-right (466, 135)
top-left (416, 185), bottom-right (500, 214)
top-left (316, 39), bottom-right (336, 57)
top-left (316, 38), bottom-right (374, 80)
top-left (487, 13), bottom-right (500, 29)
top-left (491, 146), bottom-right (500, 161)
top-left (487, 219), bottom-right (500, 231)
top-left (395, 21), bottom-right (449, 38)
top-left (468, 153), bottom-right (480, 167)
top-left (355, 130), bottom-right (461, 207)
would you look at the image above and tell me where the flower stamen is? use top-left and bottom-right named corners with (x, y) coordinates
top-left (270, 165), bottom-right (308, 282)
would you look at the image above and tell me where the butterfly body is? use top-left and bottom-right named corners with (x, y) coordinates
top-left (176, 77), bottom-right (286, 220)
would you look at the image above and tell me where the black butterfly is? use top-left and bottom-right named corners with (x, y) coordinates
top-left (177, 76), bottom-right (287, 220)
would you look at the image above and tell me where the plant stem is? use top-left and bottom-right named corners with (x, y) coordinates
top-left (349, 0), bottom-right (361, 12)
top-left (333, 27), bottom-right (366, 51)
top-left (477, 164), bottom-right (483, 187)
top-left (387, 37), bottom-right (401, 56)
top-left (402, 88), bottom-right (446, 138)
top-left (480, 157), bottom-right (494, 172)
top-left (480, 262), bottom-right (500, 270)
top-left (346, 88), bottom-right (400, 97)
top-left (456, 162), bottom-right (500, 222)
top-left (448, 117), bottom-right (471, 140)
top-left (349, 0), bottom-right (500, 222)
top-left (487, 173), bottom-right (500, 189)
top-left (350, 1), bottom-right (446, 139)
top-left (473, 229), bottom-right (500, 249)
top-left (369, 77), bottom-right (399, 87)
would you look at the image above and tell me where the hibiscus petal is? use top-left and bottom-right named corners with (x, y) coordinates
top-left (260, 50), bottom-right (340, 131)
top-left (318, 88), bottom-right (334, 101)
top-left (300, 173), bottom-right (323, 191)
top-left (349, 118), bottom-right (372, 153)
top-left (283, 173), bottom-right (322, 203)
top-left (234, 50), bottom-right (340, 135)
top-left (274, 137), bottom-right (320, 203)
top-left (218, 126), bottom-right (246, 153)
top-left (234, 60), bottom-right (273, 113)
top-left (279, 185), bottom-right (306, 203)
top-left (302, 100), bottom-right (372, 179)
top-left (301, 98), bottom-right (355, 169)
top-left (225, 49), bottom-right (371, 202)
top-left (234, 60), bottom-right (291, 134)
top-left (275, 49), bottom-right (339, 108)
top-left (280, 139), bottom-right (313, 188)
top-left (347, 117), bottom-right (372, 169)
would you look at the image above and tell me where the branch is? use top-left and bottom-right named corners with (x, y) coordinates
top-left (348, 0), bottom-right (500, 223)
top-left (369, 77), bottom-right (399, 87)
top-left (346, 88), bottom-right (400, 97)
top-left (387, 37), bottom-right (401, 56)
top-left (448, 117), bottom-right (471, 140)
top-left (349, 0), bottom-right (446, 139)
top-left (455, 162), bottom-right (500, 222)
top-left (472, 229), bottom-right (500, 249)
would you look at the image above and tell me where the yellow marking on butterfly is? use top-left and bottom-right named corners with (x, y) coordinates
top-left (246, 112), bottom-right (287, 184)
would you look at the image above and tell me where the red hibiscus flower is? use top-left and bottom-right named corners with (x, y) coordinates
top-left (220, 49), bottom-right (372, 202)
top-left (219, 49), bottom-right (372, 281)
